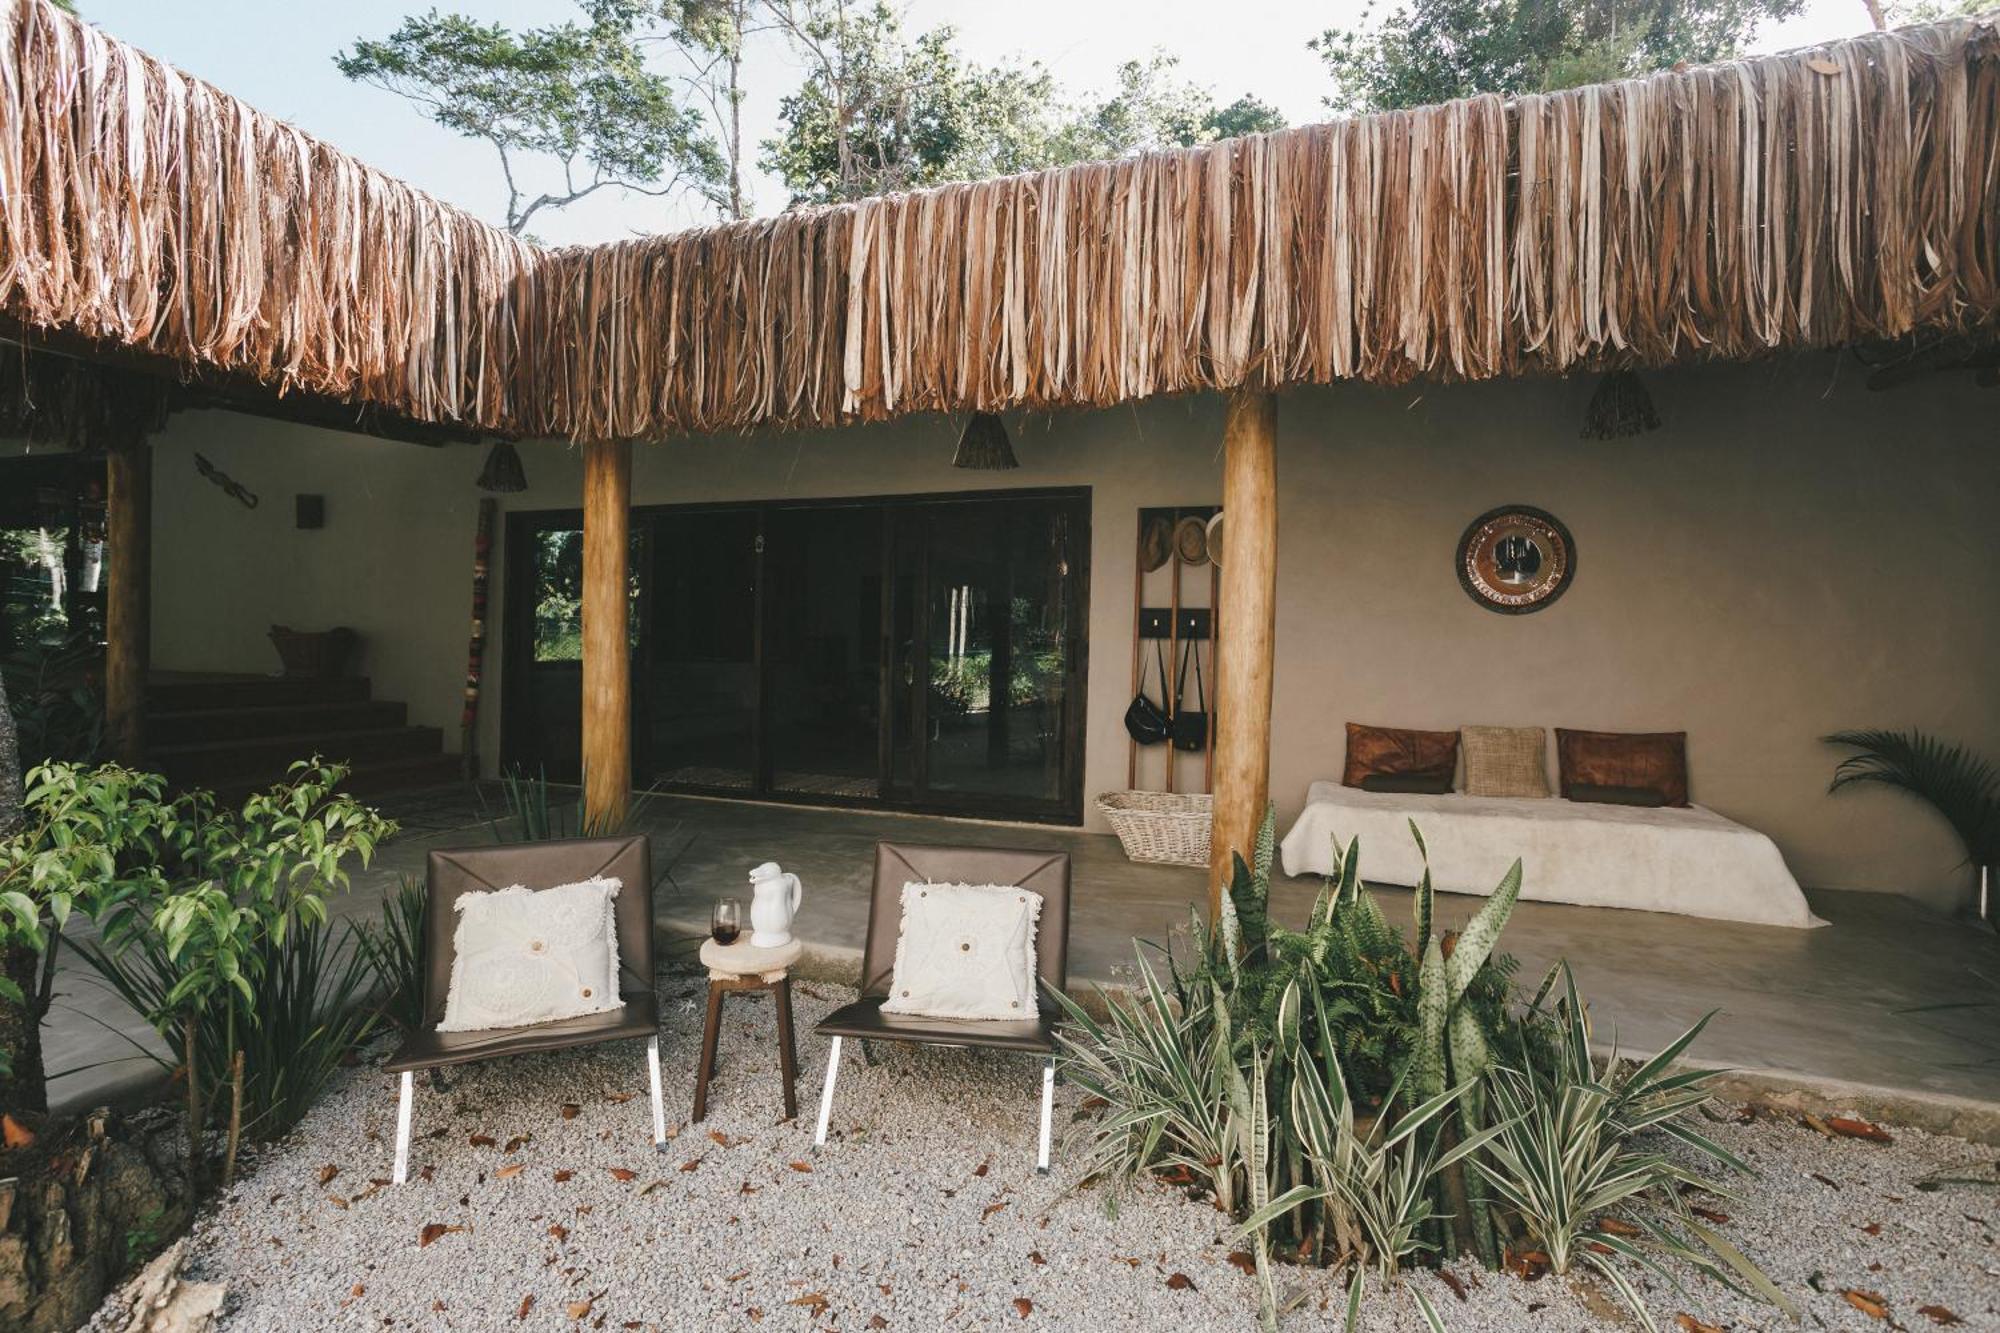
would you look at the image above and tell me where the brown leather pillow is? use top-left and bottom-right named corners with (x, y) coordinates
top-left (1556, 729), bottom-right (1689, 808)
top-left (1567, 782), bottom-right (1670, 808)
top-left (1343, 723), bottom-right (1459, 789)
top-left (1359, 772), bottom-right (1454, 795)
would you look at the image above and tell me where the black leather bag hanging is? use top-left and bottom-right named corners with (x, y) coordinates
top-left (1172, 639), bottom-right (1208, 752)
top-left (1123, 639), bottom-right (1172, 745)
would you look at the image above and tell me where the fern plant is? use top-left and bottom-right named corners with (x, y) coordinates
top-left (1826, 730), bottom-right (1999, 885)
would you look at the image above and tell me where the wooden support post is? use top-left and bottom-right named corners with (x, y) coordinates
top-left (104, 441), bottom-right (151, 765)
top-left (1207, 390), bottom-right (1278, 914)
top-left (581, 439), bottom-right (632, 829)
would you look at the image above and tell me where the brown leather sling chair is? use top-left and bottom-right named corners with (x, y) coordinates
top-left (812, 842), bottom-right (1071, 1173)
top-left (385, 836), bottom-right (666, 1184)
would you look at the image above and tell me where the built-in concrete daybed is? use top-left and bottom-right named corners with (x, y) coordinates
top-left (1278, 782), bottom-right (1825, 928)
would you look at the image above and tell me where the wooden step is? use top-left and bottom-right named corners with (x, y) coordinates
top-left (205, 753), bottom-right (465, 804)
top-left (146, 675), bottom-right (371, 712)
top-left (148, 700), bottom-right (408, 747)
top-left (149, 725), bottom-right (445, 786)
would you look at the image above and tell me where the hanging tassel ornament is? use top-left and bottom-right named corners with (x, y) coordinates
top-left (476, 439), bottom-right (528, 491)
top-left (951, 412), bottom-right (1019, 470)
top-left (1581, 370), bottom-right (1661, 439)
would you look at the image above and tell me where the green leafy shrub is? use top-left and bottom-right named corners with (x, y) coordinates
top-left (1059, 808), bottom-right (1779, 1330)
top-left (353, 874), bottom-right (428, 1033)
top-left (0, 761), bottom-right (170, 1108)
top-left (483, 765), bottom-right (654, 842)
top-left (80, 759), bottom-right (394, 1186)
top-left (1476, 962), bottom-right (1792, 1326)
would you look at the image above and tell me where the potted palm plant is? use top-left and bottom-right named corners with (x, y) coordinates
top-left (1826, 730), bottom-right (1999, 928)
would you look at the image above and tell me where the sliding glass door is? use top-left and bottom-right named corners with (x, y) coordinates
top-left (891, 497), bottom-right (1082, 814)
top-left (503, 488), bottom-right (1088, 823)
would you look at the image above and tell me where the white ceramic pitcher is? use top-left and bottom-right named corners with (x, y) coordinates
top-left (747, 861), bottom-right (803, 948)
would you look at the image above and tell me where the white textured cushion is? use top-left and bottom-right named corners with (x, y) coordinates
top-left (881, 882), bottom-right (1043, 1022)
top-left (438, 876), bottom-right (624, 1033)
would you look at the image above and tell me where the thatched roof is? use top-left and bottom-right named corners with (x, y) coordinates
top-left (0, 0), bottom-right (534, 434)
top-left (2, 0), bottom-right (1995, 444)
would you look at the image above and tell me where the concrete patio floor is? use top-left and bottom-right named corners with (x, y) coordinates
top-left (41, 787), bottom-right (2000, 1139)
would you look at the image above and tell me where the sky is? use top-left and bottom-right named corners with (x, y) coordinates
top-left (77, 0), bottom-right (1885, 247)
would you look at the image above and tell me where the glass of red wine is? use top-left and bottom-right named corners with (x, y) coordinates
top-left (711, 899), bottom-right (742, 947)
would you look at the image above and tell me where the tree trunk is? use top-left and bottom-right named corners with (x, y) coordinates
top-left (103, 441), bottom-right (152, 766)
top-left (580, 439), bottom-right (632, 830)
top-left (0, 670), bottom-right (47, 1116)
top-left (1207, 390), bottom-right (1279, 913)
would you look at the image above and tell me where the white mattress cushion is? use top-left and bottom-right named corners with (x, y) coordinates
top-left (438, 875), bottom-right (624, 1032)
top-left (881, 882), bottom-right (1043, 1021)
top-left (1278, 783), bottom-right (1823, 928)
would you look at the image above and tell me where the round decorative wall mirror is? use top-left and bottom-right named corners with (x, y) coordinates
top-left (1456, 505), bottom-right (1575, 614)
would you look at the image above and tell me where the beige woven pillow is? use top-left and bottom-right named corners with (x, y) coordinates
top-left (1460, 726), bottom-right (1550, 798)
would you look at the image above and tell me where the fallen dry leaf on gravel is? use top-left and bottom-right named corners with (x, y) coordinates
top-left (1224, 1252), bottom-right (1256, 1276)
top-left (608, 1167), bottom-right (637, 1181)
top-left (516, 1293), bottom-right (535, 1320)
top-left (1438, 1270), bottom-right (1469, 1302)
top-left (1012, 1297), bottom-right (1033, 1317)
top-left (1689, 1206), bottom-right (1730, 1224)
top-left (789, 1160), bottom-right (814, 1172)
top-left (788, 1292), bottom-right (830, 1316)
top-left (1828, 1116), bottom-right (1895, 1144)
top-left (504, 1135), bottom-right (531, 1153)
top-left (561, 1103), bottom-right (581, 1119)
top-left (469, 1134), bottom-right (497, 1148)
top-left (982, 1202), bottom-right (1009, 1221)
top-left (1166, 1273), bottom-right (1197, 1291)
top-left (708, 1130), bottom-right (746, 1148)
top-left (418, 1223), bottom-right (465, 1248)
top-left (604, 1091), bottom-right (637, 1104)
top-left (1674, 1316), bottom-right (1724, 1333)
top-left (494, 1164), bottom-right (525, 1180)
top-left (1843, 1289), bottom-right (1891, 1320)
top-left (869, 1317), bottom-right (888, 1329)
top-left (548, 1224), bottom-right (568, 1243)
top-left (1917, 1306), bottom-right (1964, 1326)
top-left (554, 1169), bottom-right (574, 1182)
top-left (317, 1164), bottom-right (340, 1186)
top-left (1596, 1217), bottom-right (1641, 1237)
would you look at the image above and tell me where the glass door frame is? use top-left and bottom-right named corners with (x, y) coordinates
top-left (500, 486), bottom-right (1091, 825)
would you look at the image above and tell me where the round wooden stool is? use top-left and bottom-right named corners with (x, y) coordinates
top-left (693, 938), bottom-right (804, 1123)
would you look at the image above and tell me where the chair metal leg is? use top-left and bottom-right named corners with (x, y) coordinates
top-left (1036, 1057), bottom-right (1055, 1175)
top-left (647, 1035), bottom-right (667, 1151)
top-left (813, 1036), bottom-right (843, 1151)
top-left (392, 1071), bottom-right (414, 1185)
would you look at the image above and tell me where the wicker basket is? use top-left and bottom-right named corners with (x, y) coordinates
top-left (1097, 790), bottom-right (1213, 867)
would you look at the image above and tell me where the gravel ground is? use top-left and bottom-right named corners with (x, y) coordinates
top-left (103, 971), bottom-right (2000, 1331)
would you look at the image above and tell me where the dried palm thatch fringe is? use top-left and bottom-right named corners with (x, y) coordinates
top-left (0, 0), bottom-right (535, 433)
top-left (0, 0), bottom-right (1996, 446)
top-left (525, 17), bottom-right (2000, 444)
top-left (1581, 369), bottom-right (1662, 438)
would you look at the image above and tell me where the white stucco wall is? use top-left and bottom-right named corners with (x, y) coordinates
top-left (103, 350), bottom-right (1997, 911)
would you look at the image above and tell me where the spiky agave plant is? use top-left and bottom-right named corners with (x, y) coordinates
top-left (1474, 963), bottom-right (1794, 1331)
top-left (1826, 730), bottom-right (1999, 919)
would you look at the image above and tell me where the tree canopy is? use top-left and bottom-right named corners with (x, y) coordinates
top-left (761, 2), bottom-right (1284, 206)
top-left (1312, 0), bottom-right (1806, 113)
top-left (336, 1), bottom-right (722, 235)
